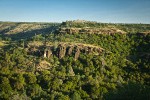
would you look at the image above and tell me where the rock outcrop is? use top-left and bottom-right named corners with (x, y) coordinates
top-left (67, 46), bottom-right (74, 55)
top-left (74, 47), bottom-right (80, 61)
top-left (43, 48), bottom-right (52, 58)
top-left (28, 42), bottom-right (104, 60)
top-left (37, 60), bottom-right (51, 71)
top-left (58, 44), bottom-right (66, 59)
top-left (59, 27), bottom-right (126, 34)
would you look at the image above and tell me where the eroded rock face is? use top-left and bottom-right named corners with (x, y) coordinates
top-left (58, 44), bottom-right (66, 59)
top-left (74, 47), bottom-right (80, 61)
top-left (44, 49), bottom-right (52, 58)
top-left (59, 27), bottom-right (126, 34)
top-left (29, 43), bottom-right (104, 60)
top-left (67, 46), bottom-right (74, 55)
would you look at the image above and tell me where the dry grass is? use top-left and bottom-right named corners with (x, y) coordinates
top-left (28, 41), bottom-right (44, 47)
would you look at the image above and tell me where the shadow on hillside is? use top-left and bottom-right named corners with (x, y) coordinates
top-left (0, 23), bottom-right (21, 35)
top-left (104, 82), bottom-right (150, 100)
top-left (123, 33), bottom-right (150, 85)
top-left (2, 26), bottom-right (58, 40)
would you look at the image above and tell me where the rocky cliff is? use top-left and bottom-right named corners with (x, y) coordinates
top-left (59, 27), bottom-right (126, 34)
top-left (28, 42), bottom-right (104, 60)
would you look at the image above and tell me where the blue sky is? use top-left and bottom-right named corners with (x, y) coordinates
top-left (0, 0), bottom-right (150, 23)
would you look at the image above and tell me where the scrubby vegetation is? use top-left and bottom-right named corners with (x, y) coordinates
top-left (0, 20), bottom-right (150, 100)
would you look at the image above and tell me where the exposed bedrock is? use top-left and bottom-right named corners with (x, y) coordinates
top-left (29, 43), bottom-right (104, 60)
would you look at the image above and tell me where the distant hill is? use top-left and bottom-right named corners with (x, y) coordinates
top-left (0, 20), bottom-right (150, 40)
top-left (0, 22), bottom-right (60, 40)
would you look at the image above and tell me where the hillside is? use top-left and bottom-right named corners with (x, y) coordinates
top-left (0, 22), bottom-right (60, 40)
top-left (0, 20), bottom-right (150, 100)
top-left (0, 20), bottom-right (150, 40)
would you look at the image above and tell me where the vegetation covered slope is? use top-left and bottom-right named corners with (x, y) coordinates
top-left (0, 22), bottom-right (60, 40)
top-left (0, 20), bottom-right (150, 100)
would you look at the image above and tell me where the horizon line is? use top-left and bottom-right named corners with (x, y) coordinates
top-left (0, 20), bottom-right (150, 25)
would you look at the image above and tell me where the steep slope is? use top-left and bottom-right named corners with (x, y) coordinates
top-left (0, 22), bottom-right (60, 40)
top-left (0, 20), bottom-right (149, 100)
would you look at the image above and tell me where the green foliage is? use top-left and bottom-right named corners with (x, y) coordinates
top-left (0, 22), bottom-right (149, 99)
top-left (0, 77), bottom-right (13, 99)
top-left (24, 73), bottom-right (37, 84)
top-left (104, 82), bottom-right (150, 100)
top-left (71, 91), bottom-right (82, 100)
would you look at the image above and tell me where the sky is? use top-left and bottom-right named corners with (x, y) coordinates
top-left (0, 0), bottom-right (150, 23)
